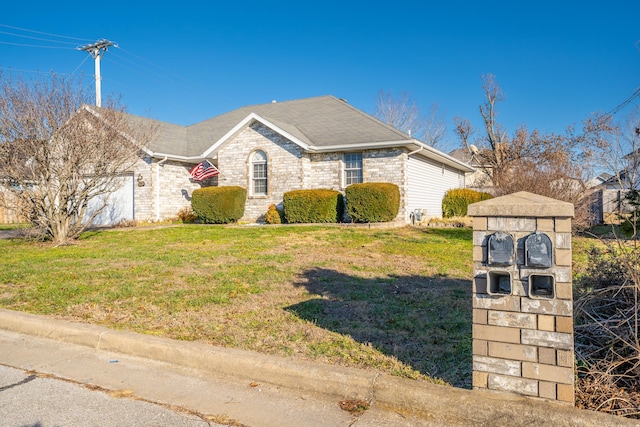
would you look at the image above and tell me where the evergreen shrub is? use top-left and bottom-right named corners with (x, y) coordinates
top-left (283, 189), bottom-right (344, 223)
top-left (264, 204), bottom-right (284, 224)
top-left (191, 186), bottom-right (246, 224)
top-left (442, 188), bottom-right (493, 218)
top-left (345, 182), bottom-right (400, 223)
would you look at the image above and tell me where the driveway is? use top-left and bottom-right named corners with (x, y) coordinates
top-left (0, 229), bottom-right (22, 239)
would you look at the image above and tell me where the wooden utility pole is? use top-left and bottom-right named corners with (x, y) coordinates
top-left (77, 39), bottom-right (117, 107)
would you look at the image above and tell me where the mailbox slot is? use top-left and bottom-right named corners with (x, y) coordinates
top-left (487, 232), bottom-right (514, 266)
top-left (525, 232), bottom-right (553, 268)
top-left (488, 271), bottom-right (512, 295)
top-left (529, 274), bottom-right (555, 299)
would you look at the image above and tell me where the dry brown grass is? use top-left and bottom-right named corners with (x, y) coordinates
top-left (574, 236), bottom-right (640, 419)
top-left (0, 225), bottom-right (473, 387)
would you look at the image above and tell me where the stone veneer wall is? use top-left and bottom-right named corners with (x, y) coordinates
top-left (132, 156), bottom-right (154, 221)
top-left (217, 123), bottom-right (408, 222)
top-left (217, 123), bottom-right (304, 221)
top-left (470, 199), bottom-right (575, 404)
top-left (133, 156), bottom-right (206, 222)
top-left (362, 148), bottom-right (406, 222)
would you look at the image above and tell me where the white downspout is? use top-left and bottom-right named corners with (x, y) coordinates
top-left (408, 146), bottom-right (424, 156)
top-left (155, 157), bottom-right (168, 220)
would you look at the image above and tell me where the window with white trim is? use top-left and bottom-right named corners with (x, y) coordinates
top-left (251, 150), bottom-right (268, 195)
top-left (344, 152), bottom-right (363, 185)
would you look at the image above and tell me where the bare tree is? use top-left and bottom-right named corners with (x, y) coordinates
top-left (454, 74), bottom-right (592, 224)
top-left (584, 109), bottom-right (640, 190)
top-left (0, 71), bottom-right (155, 244)
top-left (374, 90), bottom-right (446, 147)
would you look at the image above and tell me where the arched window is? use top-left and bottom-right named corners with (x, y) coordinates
top-left (251, 150), bottom-right (268, 195)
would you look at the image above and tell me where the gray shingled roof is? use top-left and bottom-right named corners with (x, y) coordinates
top-left (150, 95), bottom-right (412, 157)
top-left (109, 95), bottom-right (472, 172)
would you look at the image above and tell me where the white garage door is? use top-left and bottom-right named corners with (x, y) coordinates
top-left (86, 174), bottom-right (135, 226)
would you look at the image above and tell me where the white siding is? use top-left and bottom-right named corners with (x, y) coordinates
top-left (87, 174), bottom-right (135, 226)
top-left (407, 155), bottom-right (465, 221)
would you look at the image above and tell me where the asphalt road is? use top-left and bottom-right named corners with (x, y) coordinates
top-left (0, 364), bottom-right (215, 427)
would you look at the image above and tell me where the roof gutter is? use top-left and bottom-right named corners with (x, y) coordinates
top-left (308, 138), bottom-right (475, 173)
top-left (150, 152), bottom-right (213, 163)
top-left (303, 139), bottom-right (412, 153)
top-left (408, 141), bottom-right (475, 173)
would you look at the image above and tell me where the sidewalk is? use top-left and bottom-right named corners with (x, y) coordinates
top-left (0, 309), bottom-right (636, 427)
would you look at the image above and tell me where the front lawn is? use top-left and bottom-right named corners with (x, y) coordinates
top-left (0, 225), bottom-right (473, 387)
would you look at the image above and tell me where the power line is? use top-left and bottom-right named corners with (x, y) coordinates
top-left (116, 47), bottom-right (185, 82)
top-left (608, 87), bottom-right (640, 116)
top-left (109, 50), bottom-right (172, 82)
top-left (113, 47), bottom-right (232, 108)
top-left (2, 67), bottom-right (65, 75)
top-left (70, 55), bottom-right (91, 76)
top-left (0, 29), bottom-right (79, 46)
top-left (0, 40), bottom-right (73, 49)
top-left (0, 23), bottom-right (92, 50)
top-left (0, 23), bottom-right (91, 42)
top-left (0, 23), bottom-right (227, 119)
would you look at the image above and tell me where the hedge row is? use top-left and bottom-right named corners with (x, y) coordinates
top-left (190, 183), bottom-right (402, 224)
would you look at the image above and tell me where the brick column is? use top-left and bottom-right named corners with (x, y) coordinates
top-left (468, 192), bottom-right (575, 404)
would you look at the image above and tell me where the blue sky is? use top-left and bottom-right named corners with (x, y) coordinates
top-left (1, 1), bottom-right (638, 152)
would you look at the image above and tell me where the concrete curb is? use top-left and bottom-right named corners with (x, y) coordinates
top-left (0, 309), bottom-right (637, 427)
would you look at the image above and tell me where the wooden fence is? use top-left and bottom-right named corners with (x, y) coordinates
top-left (0, 188), bottom-right (26, 224)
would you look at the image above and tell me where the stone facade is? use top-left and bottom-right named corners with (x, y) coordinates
top-left (468, 192), bottom-right (575, 405)
top-left (216, 123), bottom-right (304, 220)
top-left (132, 156), bottom-right (206, 221)
top-left (128, 123), bottom-right (448, 224)
top-left (214, 123), bottom-right (408, 222)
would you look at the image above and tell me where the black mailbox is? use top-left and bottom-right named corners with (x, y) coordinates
top-left (487, 232), bottom-right (514, 266)
top-left (525, 232), bottom-right (552, 268)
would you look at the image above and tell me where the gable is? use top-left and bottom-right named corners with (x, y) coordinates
top-left (189, 95), bottom-right (411, 152)
top-left (202, 113), bottom-right (311, 159)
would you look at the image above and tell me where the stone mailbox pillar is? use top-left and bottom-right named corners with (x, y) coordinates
top-left (467, 191), bottom-right (575, 404)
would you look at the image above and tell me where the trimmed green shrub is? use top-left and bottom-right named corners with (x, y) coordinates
top-left (264, 204), bottom-right (284, 224)
top-left (442, 188), bottom-right (493, 218)
top-left (283, 189), bottom-right (344, 223)
top-left (345, 182), bottom-right (400, 223)
top-left (191, 186), bottom-right (246, 224)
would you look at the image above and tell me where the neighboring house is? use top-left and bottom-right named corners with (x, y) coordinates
top-left (85, 95), bottom-right (475, 225)
top-left (586, 172), bottom-right (613, 189)
top-left (448, 147), bottom-right (493, 193)
top-left (588, 143), bottom-right (640, 224)
top-left (589, 171), bottom-right (636, 224)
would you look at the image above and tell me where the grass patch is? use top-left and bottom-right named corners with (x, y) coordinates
top-left (0, 224), bottom-right (473, 387)
top-left (0, 223), bottom-right (29, 230)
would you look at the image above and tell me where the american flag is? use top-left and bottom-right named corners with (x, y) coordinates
top-left (189, 160), bottom-right (220, 181)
